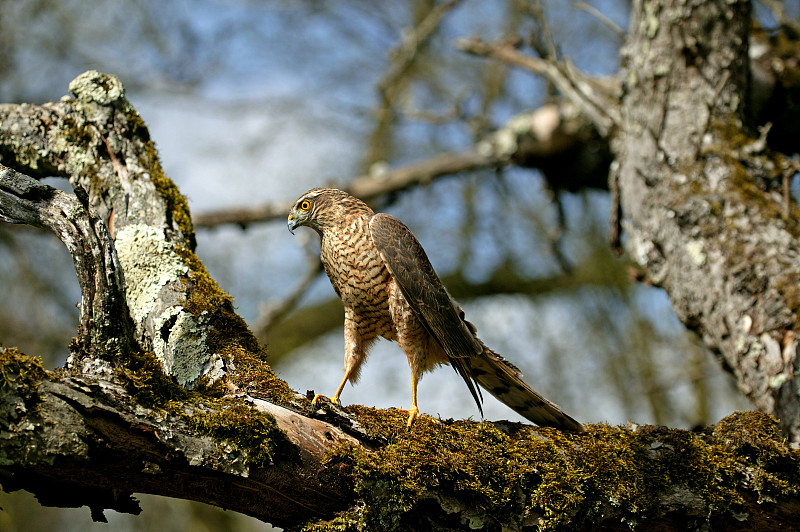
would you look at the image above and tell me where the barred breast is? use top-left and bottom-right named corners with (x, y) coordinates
top-left (320, 214), bottom-right (396, 341)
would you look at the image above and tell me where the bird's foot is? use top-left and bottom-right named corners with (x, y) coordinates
top-left (311, 394), bottom-right (326, 409)
top-left (311, 394), bottom-right (341, 409)
top-left (405, 405), bottom-right (419, 431)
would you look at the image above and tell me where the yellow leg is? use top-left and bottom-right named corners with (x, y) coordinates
top-left (312, 368), bottom-right (353, 408)
top-left (406, 371), bottom-right (420, 429)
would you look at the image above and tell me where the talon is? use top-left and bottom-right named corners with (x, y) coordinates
top-left (312, 393), bottom-right (342, 409)
top-left (406, 405), bottom-right (419, 430)
top-left (311, 394), bottom-right (326, 408)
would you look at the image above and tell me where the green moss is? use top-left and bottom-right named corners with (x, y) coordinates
top-left (221, 343), bottom-right (301, 407)
top-left (706, 120), bottom-right (799, 230)
top-left (774, 273), bottom-right (800, 329)
top-left (188, 398), bottom-right (297, 468)
top-left (173, 245), bottom-right (233, 316)
top-left (0, 347), bottom-right (51, 394)
top-left (116, 349), bottom-right (188, 409)
top-left (299, 409), bottom-right (800, 531)
top-left (713, 411), bottom-right (800, 502)
top-left (0, 348), bottom-right (57, 442)
top-left (125, 108), bottom-right (197, 251)
top-left (114, 348), bottom-right (298, 471)
top-left (167, 244), bottom-right (301, 406)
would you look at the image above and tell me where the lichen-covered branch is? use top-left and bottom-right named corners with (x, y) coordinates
top-left (614, 0), bottom-right (800, 440)
top-left (0, 164), bottom-right (134, 359)
top-left (0, 347), bottom-right (357, 526)
top-left (0, 71), bottom-right (257, 388)
top-left (2, 345), bottom-right (798, 531)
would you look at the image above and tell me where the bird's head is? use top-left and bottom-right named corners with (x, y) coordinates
top-left (288, 187), bottom-right (371, 235)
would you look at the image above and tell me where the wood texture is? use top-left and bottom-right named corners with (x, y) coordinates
top-left (614, 0), bottom-right (800, 440)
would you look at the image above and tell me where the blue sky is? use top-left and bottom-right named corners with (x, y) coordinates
top-left (1, 0), bottom-right (752, 429)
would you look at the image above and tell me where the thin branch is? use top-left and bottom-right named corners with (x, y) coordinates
top-left (254, 248), bottom-right (324, 337)
top-left (574, 2), bottom-right (625, 38)
top-left (525, 0), bottom-right (559, 59)
top-left (457, 36), bottom-right (620, 136)
top-left (349, 150), bottom-right (499, 198)
top-left (191, 198), bottom-right (292, 229)
top-left (378, 0), bottom-right (461, 95)
top-left (367, 0), bottom-right (462, 165)
top-left (192, 149), bottom-right (503, 229)
top-left (193, 95), bottom-right (612, 232)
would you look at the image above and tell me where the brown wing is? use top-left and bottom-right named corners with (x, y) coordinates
top-left (369, 213), bottom-right (484, 414)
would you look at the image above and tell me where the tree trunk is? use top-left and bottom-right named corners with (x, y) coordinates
top-left (614, 0), bottom-right (800, 441)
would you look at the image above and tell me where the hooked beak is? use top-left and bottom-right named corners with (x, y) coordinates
top-left (287, 213), bottom-right (297, 235)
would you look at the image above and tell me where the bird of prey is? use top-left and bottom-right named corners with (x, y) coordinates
top-left (288, 187), bottom-right (583, 431)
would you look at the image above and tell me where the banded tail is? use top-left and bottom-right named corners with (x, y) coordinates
top-left (471, 347), bottom-right (584, 431)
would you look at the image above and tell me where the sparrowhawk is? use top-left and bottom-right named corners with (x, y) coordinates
top-left (288, 187), bottom-right (583, 431)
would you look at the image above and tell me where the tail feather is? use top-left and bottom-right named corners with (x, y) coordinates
top-left (470, 348), bottom-right (584, 431)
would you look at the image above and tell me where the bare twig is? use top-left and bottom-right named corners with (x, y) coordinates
top-left (609, 161), bottom-right (623, 253)
top-left (575, 2), bottom-right (625, 38)
top-left (379, 0), bottom-right (461, 95)
top-left (524, 0), bottom-right (559, 59)
top-left (783, 158), bottom-right (800, 218)
top-left (457, 36), bottom-right (620, 136)
top-left (368, 0), bottom-right (462, 165)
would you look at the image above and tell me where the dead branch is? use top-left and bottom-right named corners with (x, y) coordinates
top-left (457, 35), bottom-right (620, 136)
top-left (0, 164), bottom-right (134, 359)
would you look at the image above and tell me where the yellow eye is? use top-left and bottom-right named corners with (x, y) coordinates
top-left (300, 200), bottom-right (310, 210)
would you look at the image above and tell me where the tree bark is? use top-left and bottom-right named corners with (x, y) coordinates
top-left (1, 343), bottom-right (799, 530)
top-left (0, 348), bottom-right (357, 526)
top-left (2, 0), bottom-right (800, 528)
top-left (614, 0), bottom-right (800, 440)
top-left (0, 164), bottom-right (133, 359)
top-left (0, 70), bottom-right (250, 388)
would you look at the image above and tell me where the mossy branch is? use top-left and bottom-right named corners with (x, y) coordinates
top-left (2, 2), bottom-right (800, 526)
top-left (1, 345), bottom-right (799, 531)
top-left (0, 71), bottom-right (261, 389)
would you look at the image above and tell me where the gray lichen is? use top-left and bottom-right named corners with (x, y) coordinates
top-left (153, 307), bottom-right (211, 386)
top-left (68, 70), bottom-right (125, 106)
top-left (114, 223), bottom-right (189, 325)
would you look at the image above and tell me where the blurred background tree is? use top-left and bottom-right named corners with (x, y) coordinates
top-left (5, 0), bottom-right (795, 529)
